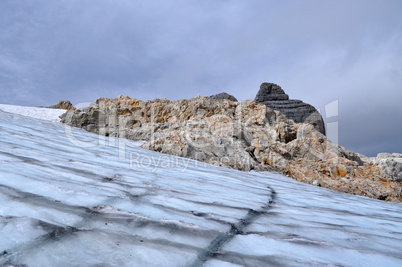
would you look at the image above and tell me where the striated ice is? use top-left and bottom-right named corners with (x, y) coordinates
top-left (0, 108), bottom-right (402, 266)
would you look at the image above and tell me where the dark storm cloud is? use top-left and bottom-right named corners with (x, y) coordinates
top-left (0, 0), bottom-right (401, 156)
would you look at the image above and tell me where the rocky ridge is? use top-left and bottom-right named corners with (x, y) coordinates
top-left (60, 85), bottom-right (402, 202)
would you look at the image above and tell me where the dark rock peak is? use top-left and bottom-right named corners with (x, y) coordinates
top-left (255, 82), bottom-right (325, 135)
top-left (209, 92), bottom-right (238, 102)
top-left (255, 83), bottom-right (289, 102)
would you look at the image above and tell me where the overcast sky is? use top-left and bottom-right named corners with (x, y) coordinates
top-left (1, 0), bottom-right (401, 157)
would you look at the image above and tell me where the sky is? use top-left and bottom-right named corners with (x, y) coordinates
top-left (0, 0), bottom-right (401, 157)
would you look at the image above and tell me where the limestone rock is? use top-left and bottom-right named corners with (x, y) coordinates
top-left (255, 83), bottom-right (325, 135)
top-left (373, 153), bottom-right (402, 181)
top-left (209, 92), bottom-right (238, 102)
top-left (234, 100), bottom-right (267, 126)
top-left (48, 100), bottom-right (76, 110)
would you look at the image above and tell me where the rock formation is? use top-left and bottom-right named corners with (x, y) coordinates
top-left (209, 92), bottom-right (238, 102)
top-left (48, 100), bottom-right (76, 110)
top-left (60, 88), bottom-right (402, 202)
top-left (255, 83), bottom-right (325, 135)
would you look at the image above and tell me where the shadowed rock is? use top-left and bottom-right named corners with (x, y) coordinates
top-left (209, 92), bottom-right (238, 102)
top-left (255, 83), bottom-right (325, 135)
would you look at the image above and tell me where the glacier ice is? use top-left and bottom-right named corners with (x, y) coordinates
top-left (0, 109), bottom-right (402, 266)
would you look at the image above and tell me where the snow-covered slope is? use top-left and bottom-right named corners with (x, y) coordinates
top-left (0, 104), bottom-right (66, 122)
top-left (1, 108), bottom-right (402, 266)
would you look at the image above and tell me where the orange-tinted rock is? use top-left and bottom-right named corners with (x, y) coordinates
top-left (48, 100), bottom-right (76, 110)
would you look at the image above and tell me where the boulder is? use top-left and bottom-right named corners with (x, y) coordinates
top-left (373, 153), bottom-right (402, 181)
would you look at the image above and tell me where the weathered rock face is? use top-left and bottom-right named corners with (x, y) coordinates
top-left (48, 100), bottom-right (76, 110)
top-left (374, 153), bottom-right (402, 182)
top-left (209, 92), bottom-right (238, 102)
top-left (61, 94), bottom-right (402, 202)
top-left (61, 96), bottom-right (267, 171)
top-left (255, 83), bottom-right (325, 135)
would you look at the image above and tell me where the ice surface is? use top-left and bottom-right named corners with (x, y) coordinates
top-left (1, 108), bottom-right (402, 266)
top-left (0, 104), bottom-right (66, 122)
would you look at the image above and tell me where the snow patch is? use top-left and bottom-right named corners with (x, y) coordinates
top-left (0, 104), bottom-right (66, 122)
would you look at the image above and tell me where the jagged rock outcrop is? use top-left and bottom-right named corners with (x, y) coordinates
top-left (48, 100), bottom-right (76, 110)
top-left (209, 92), bottom-right (238, 102)
top-left (61, 94), bottom-right (402, 202)
top-left (255, 83), bottom-right (325, 135)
